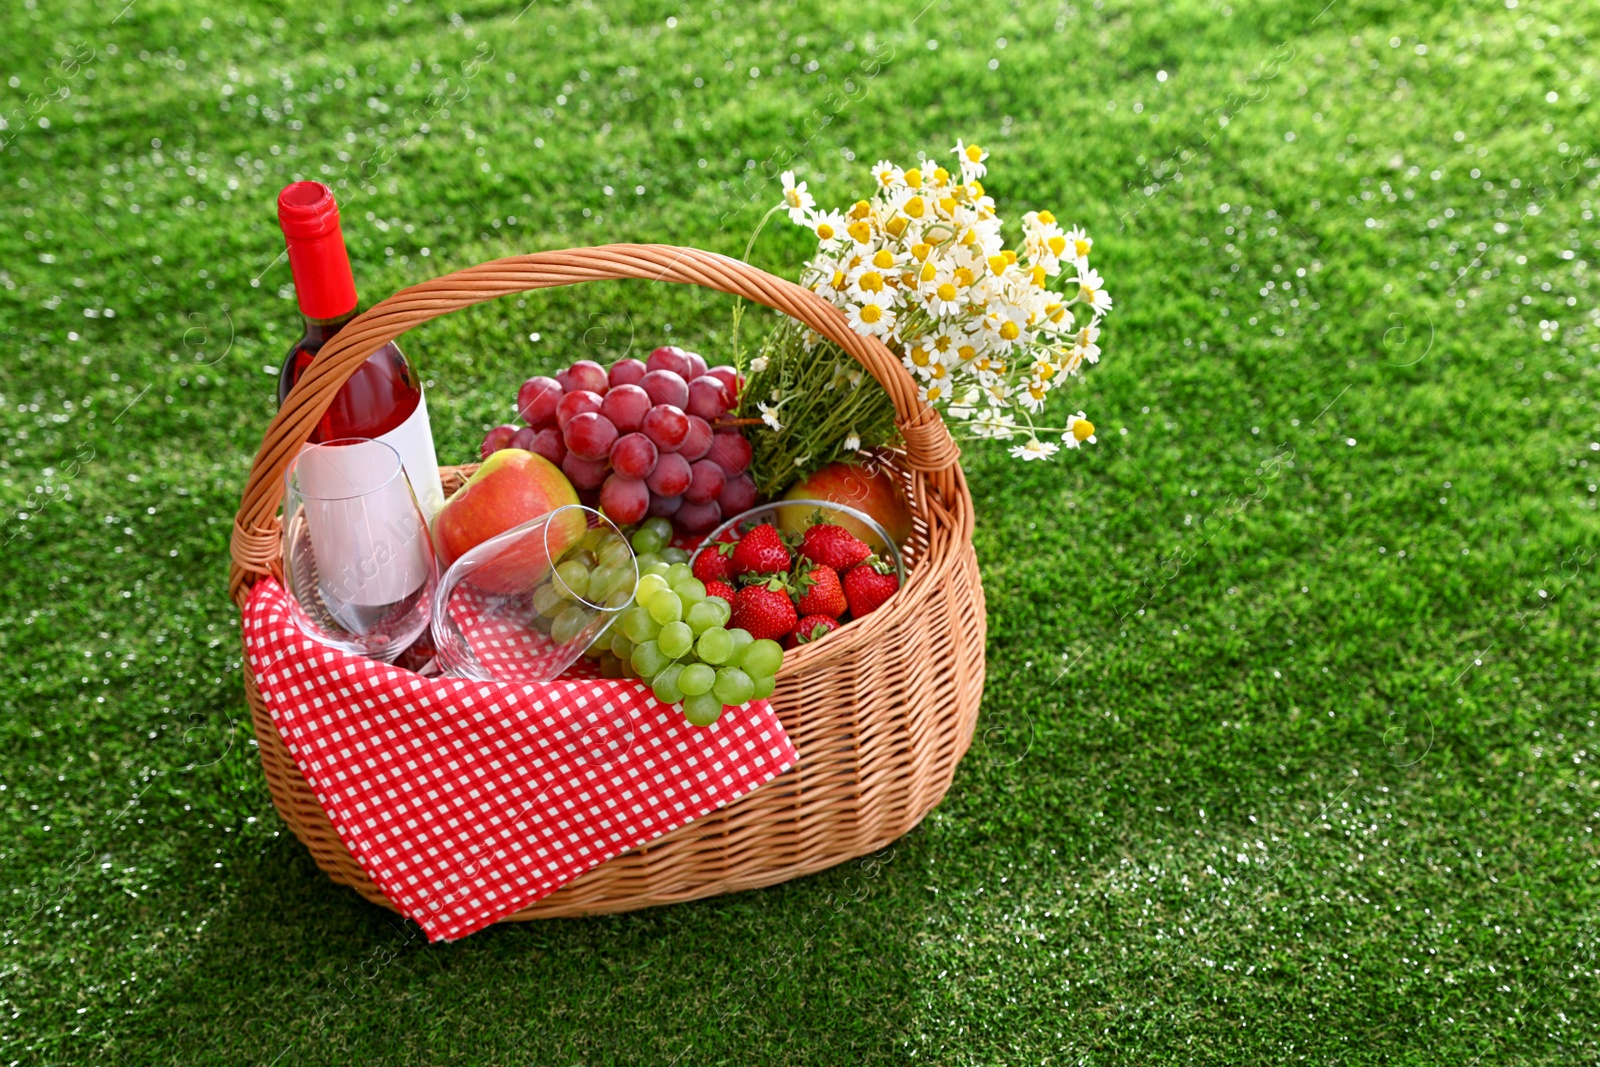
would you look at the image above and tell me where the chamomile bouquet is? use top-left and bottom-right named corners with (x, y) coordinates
top-left (740, 141), bottom-right (1112, 491)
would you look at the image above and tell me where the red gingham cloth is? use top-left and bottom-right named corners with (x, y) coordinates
top-left (242, 579), bottom-right (798, 941)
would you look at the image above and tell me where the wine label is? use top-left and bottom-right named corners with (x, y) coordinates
top-left (295, 440), bottom-right (432, 609)
top-left (381, 388), bottom-right (445, 523)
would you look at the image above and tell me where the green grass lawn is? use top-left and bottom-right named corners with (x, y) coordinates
top-left (2, 0), bottom-right (1597, 1062)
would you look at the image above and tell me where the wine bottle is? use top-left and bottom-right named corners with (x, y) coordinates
top-left (275, 180), bottom-right (445, 521)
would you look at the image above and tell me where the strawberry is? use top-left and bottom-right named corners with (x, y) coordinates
top-left (730, 523), bottom-right (790, 578)
top-left (704, 579), bottom-right (737, 603)
top-left (799, 522), bottom-right (872, 572)
top-left (793, 565), bottom-right (847, 619)
top-left (841, 558), bottom-right (900, 617)
top-left (731, 577), bottom-right (799, 641)
top-left (692, 544), bottom-right (734, 585)
top-left (792, 615), bottom-right (840, 645)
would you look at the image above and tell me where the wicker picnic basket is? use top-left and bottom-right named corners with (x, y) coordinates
top-left (228, 245), bottom-right (986, 919)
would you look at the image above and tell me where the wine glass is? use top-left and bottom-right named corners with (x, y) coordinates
top-left (431, 505), bottom-right (637, 685)
top-left (281, 437), bottom-right (438, 662)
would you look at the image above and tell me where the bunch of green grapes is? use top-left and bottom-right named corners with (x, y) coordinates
top-left (591, 517), bottom-right (784, 726)
top-left (529, 526), bottom-right (637, 642)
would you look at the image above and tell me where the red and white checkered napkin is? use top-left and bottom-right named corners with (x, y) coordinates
top-left (242, 579), bottom-right (798, 942)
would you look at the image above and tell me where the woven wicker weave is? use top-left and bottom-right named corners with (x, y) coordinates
top-left (229, 245), bottom-right (986, 918)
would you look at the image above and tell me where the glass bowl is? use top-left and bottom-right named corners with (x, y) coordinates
top-left (689, 499), bottom-right (906, 587)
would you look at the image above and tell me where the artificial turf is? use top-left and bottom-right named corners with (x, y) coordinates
top-left (2, 0), bottom-right (1597, 1062)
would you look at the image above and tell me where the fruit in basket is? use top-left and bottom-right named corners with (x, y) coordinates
top-left (488, 350), bottom-right (754, 539)
top-left (731, 579), bottom-right (799, 641)
top-left (517, 376), bottom-right (563, 425)
top-left (480, 423), bottom-right (519, 459)
top-left (432, 448), bottom-right (581, 567)
top-left (674, 500), bottom-right (722, 533)
top-left (599, 474), bottom-right (650, 525)
top-left (794, 565), bottom-right (847, 619)
top-left (692, 544), bottom-right (733, 585)
top-left (564, 411), bottom-right (618, 461)
top-left (798, 522), bottom-right (873, 573)
top-left (792, 615), bottom-right (841, 645)
top-left (609, 433), bottom-right (658, 479)
top-left (704, 579), bottom-right (736, 602)
top-left (730, 524), bottom-right (790, 577)
top-left (842, 558), bottom-right (901, 617)
top-left (781, 461), bottom-right (912, 551)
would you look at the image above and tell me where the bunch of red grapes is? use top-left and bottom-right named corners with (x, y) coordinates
top-left (479, 346), bottom-right (757, 532)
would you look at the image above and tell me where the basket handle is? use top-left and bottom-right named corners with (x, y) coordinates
top-left (230, 243), bottom-right (960, 604)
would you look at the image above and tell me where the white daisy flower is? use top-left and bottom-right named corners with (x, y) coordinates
top-left (843, 433), bottom-right (861, 452)
top-left (872, 159), bottom-right (905, 190)
top-left (846, 299), bottom-right (897, 338)
top-left (749, 355), bottom-right (770, 373)
top-left (1064, 225), bottom-right (1093, 265)
top-left (1008, 437), bottom-right (1058, 461)
top-left (758, 401), bottom-right (784, 431)
top-left (810, 208), bottom-right (847, 244)
top-left (780, 170), bottom-right (815, 223)
top-left (1065, 411), bottom-right (1098, 447)
top-left (1072, 267), bottom-right (1114, 315)
top-left (952, 140), bottom-right (989, 181)
top-left (918, 381), bottom-right (948, 407)
top-left (970, 409), bottom-right (1018, 439)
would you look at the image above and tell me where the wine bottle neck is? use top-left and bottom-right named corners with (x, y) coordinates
top-left (300, 308), bottom-right (360, 346)
top-left (278, 181), bottom-right (359, 320)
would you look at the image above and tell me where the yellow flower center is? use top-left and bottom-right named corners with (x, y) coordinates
top-left (987, 255), bottom-right (1010, 276)
top-left (1037, 362), bottom-right (1055, 380)
top-left (1030, 265), bottom-right (1048, 287)
top-left (953, 267), bottom-right (974, 287)
top-left (1030, 384), bottom-right (1047, 400)
top-left (859, 304), bottom-right (883, 324)
top-left (857, 271), bottom-right (885, 293)
top-left (925, 385), bottom-right (943, 402)
top-left (1075, 239), bottom-right (1092, 258)
top-left (932, 166), bottom-right (950, 185)
top-left (904, 196), bottom-right (926, 219)
top-left (930, 362), bottom-right (947, 379)
top-left (904, 168), bottom-right (923, 188)
top-left (885, 216), bottom-right (909, 237)
top-left (1072, 419), bottom-right (1096, 442)
top-left (816, 222), bottom-right (836, 240)
top-left (872, 248), bottom-right (897, 269)
top-left (847, 220), bottom-right (874, 244)
top-left (910, 347), bottom-right (930, 367)
top-left (1048, 235), bottom-right (1067, 256)
top-left (920, 262), bottom-right (938, 282)
top-left (970, 181), bottom-right (985, 198)
top-left (936, 282), bottom-right (957, 301)
top-left (878, 169), bottom-right (896, 186)
top-left (965, 349), bottom-right (982, 365)
top-left (1080, 284), bottom-right (1096, 302)
top-left (848, 200), bottom-right (873, 220)
top-left (1046, 303), bottom-right (1065, 322)
top-left (1037, 210), bottom-right (1056, 224)
top-left (910, 242), bottom-right (931, 261)
top-left (959, 227), bottom-right (978, 246)
top-left (785, 188), bottom-right (804, 208)
top-left (999, 320), bottom-right (1021, 341)
top-left (830, 270), bottom-right (846, 290)
top-left (965, 144), bottom-right (984, 163)
top-left (938, 197), bottom-right (958, 216)
top-left (933, 335), bottom-right (952, 352)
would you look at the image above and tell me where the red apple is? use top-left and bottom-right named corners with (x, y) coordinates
top-left (432, 448), bottom-right (582, 570)
top-left (779, 460), bottom-right (913, 552)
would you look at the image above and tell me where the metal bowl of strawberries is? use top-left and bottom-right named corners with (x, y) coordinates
top-left (686, 500), bottom-right (906, 649)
